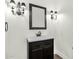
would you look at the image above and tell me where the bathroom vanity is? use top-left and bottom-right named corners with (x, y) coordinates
top-left (28, 38), bottom-right (54, 59)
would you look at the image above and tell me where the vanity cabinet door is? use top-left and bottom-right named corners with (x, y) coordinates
top-left (43, 46), bottom-right (53, 59)
top-left (31, 48), bottom-right (43, 59)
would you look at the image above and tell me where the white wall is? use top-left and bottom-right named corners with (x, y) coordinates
top-left (54, 0), bottom-right (73, 59)
top-left (54, 13), bottom-right (73, 59)
top-left (5, 0), bottom-right (73, 59)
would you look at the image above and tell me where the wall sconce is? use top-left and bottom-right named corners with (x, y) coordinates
top-left (10, 0), bottom-right (26, 16)
top-left (50, 10), bottom-right (57, 20)
top-left (10, 0), bottom-right (16, 14)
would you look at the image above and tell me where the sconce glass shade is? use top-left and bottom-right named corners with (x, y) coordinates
top-left (16, 2), bottom-right (21, 15)
top-left (50, 10), bottom-right (53, 14)
top-left (10, 0), bottom-right (15, 9)
top-left (16, 9), bottom-right (21, 15)
top-left (17, 2), bottom-right (21, 8)
top-left (21, 3), bottom-right (26, 11)
top-left (54, 11), bottom-right (57, 20)
top-left (51, 14), bottom-right (54, 19)
top-left (10, 0), bottom-right (15, 3)
top-left (21, 2), bottom-right (26, 15)
top-left (50, 10), bottom-right (54, 19)
top-left (10, 3), bottom-right (15, 9)
top-left (54, 14), bottom-right (57, 20)
top-left (21, 3), bottom-right (26, 7)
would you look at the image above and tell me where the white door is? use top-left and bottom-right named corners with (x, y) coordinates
top-left (5, 8), bottom-right (27, 59)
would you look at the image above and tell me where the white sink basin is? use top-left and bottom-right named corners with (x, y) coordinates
top-left (28, 35), bottom-right (54, 42)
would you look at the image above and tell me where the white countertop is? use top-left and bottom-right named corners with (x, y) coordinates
top-left (28, 35), bottom-right (54, 42)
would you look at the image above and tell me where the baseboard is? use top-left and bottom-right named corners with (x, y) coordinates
top-left (54, 50), bottom-right (69, 59)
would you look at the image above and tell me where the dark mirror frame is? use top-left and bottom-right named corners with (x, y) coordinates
top-left (29, 3), bottom-right (47, 30)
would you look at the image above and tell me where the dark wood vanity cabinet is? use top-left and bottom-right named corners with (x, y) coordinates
top-left (29, 39), bottom-right (54, 59)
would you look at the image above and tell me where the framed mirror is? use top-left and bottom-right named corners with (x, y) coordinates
top-left (29, 3), bottom-right (47, 30)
